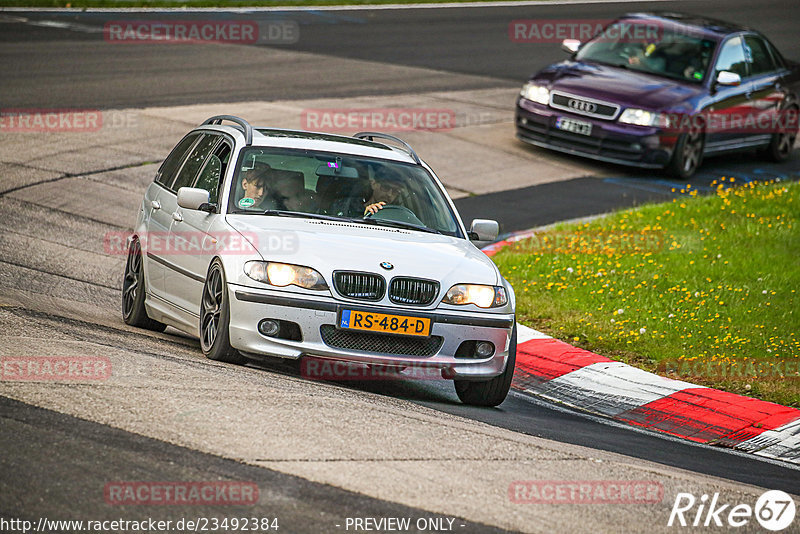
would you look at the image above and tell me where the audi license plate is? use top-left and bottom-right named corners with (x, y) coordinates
top-left (556, 117), bottom-right (592, 136)
top-left (339, 309), bottom-right (431, 337)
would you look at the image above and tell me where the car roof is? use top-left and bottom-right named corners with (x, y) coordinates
top-left (621, 12), bottom-right (753, 40)
top-left (199, 124), bottom-right (419, 164)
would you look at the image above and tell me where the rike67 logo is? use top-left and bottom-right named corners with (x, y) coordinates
top-left (668, 490), bottom-right (796, 531)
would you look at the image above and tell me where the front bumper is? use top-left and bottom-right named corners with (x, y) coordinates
top-left (226, 284), bottom-right (515, 380)
top-left (515, 98), bottom-right (675, 168)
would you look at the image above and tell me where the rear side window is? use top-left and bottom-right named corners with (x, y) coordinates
top-left (171, 134), bottom-right (219, 192)
top-left (156, 133), bottom-right (199, 187)
top-left (744, 36), bottom-right (777, 76)
top-left (194, 141), bottom-right (232, 204)
top-left (714, 36), bottom-right (748, 79)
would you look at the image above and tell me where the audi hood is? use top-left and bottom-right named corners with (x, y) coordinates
top-left (531, 60), bottom-right (704, 112)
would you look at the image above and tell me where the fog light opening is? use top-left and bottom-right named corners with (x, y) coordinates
top-left (454, 340), bottom-right (495, 359)
top-left (475, 341), bottom-right (495, 358)
top-left (258, 319), bottom-right (281, 337)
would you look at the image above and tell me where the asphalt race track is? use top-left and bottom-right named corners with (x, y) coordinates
top-left (3, 0), bottom-right (800, 107)
top-left (3, 0), bottom-right (800, 233)
top-left (1, 1), bottom-right (799, 532)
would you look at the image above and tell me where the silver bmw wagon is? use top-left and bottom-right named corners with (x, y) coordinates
top-left (123, 115), bottom-right (516, 406)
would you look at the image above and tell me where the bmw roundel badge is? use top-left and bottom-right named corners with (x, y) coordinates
top-left (380, 262), bottom-right (394, 270)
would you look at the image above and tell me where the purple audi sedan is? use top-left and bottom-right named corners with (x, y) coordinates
top-left (515, 13), bottom-right (800, 178)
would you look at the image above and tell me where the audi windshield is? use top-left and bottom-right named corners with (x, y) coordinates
top-left (576, 20), bottom-right (718, 83)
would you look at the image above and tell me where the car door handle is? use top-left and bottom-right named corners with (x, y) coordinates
top-left (172, 211), bottom-right (183, 222)
top-left (150, 200), bottom-right (161, 210)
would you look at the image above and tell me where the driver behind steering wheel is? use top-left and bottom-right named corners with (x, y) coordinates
top-left (363, 172), bottom-right (404, 217)
top-left (626, 41), bottom-right (666, 72)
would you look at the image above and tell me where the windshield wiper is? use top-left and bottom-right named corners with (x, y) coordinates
top-left (350, 217), bottom-right (442, 235)
top-left (240, 209), bottom-right (443, 233)
top-left (262, 210), bottom-right (343, 221)
top-left (585, 58), bottom-right (688, 82)
top-left (580, 57), bottom-right (616, 68)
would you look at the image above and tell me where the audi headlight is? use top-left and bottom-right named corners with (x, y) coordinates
top-left (244, 261), bottom-right (328, 290)
top-left (618, 108), bottom-right (668, 127)
top-left (443, 284), bottom-right (508, 308)
top-left (520, 83), bottom-right (550, 105)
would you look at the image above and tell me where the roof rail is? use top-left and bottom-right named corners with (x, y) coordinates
top-left (353, 132), bottom-right (421, 164)
top-left (202, 115), bottom-right (253, 146)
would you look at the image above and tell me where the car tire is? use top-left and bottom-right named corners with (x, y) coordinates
top-left (200, 260), bottom-right (245, 364)
top-left (454, 323), bottom-right (516, 407)
top-left (761, 105), bottom-right (798, 163)
top-left (667, 126), bottom-right (704, 179)
top-left (122, 238), bottom-right (167, 332)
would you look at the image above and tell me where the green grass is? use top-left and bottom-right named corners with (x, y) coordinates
top-left (493, 179), bottom-right (800, 407)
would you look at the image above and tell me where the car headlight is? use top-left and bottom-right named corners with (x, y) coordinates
top-left (443, 284), bottom-right (508, 308)
top-left (244, 261), bottom-right (328, 290)
top-left (520, 83), bottom-right (550, 105)
top-left (618, 108), bottom-right (668, 127)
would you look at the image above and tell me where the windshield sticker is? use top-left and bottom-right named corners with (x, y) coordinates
top-left (692, 71), bottom-right (703, 80)
top-left (238, 197), bottom-right (256, 208)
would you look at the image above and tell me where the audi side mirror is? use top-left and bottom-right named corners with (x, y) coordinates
top-left (561, 39), bottom-right (581, 54)
top-left (716, 71), bottom-right (741, 87)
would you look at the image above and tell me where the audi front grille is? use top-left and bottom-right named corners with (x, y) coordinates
top-left (550, 92), bottom-right (620, 120)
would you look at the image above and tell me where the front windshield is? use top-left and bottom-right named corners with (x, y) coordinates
top-left (575, 20), bottom-right (717, 83)
top-left (228, 147), bottom-right (462, 237)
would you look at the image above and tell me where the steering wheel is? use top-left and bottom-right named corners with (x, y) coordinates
top-left (364, 204), bottom-right (424, 226)
top-left (618, 43), bottom-right (641, 61)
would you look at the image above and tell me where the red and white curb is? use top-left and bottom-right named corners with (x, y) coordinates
top-left (510, 324), bottom-right (800, 465)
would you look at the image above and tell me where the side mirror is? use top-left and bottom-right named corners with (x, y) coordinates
top-left (177, 187), bottom-right (211, 211)
top-left (561, 39), bottom-right (581, 54)
top-left (469, 219), bottom-right (499, 241)
top-left (716, 70), bottom-right (741, 87)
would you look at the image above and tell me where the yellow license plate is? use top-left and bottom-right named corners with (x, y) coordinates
top-left (339, 309), bottom-right (431, 337)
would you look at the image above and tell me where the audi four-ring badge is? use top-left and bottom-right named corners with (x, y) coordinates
top-left (567, 99), bottom-right (597, 114)
top-left (516, 12), bottom-right (800, 178)
top-left (122, 116), bottom-right (517, 406)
